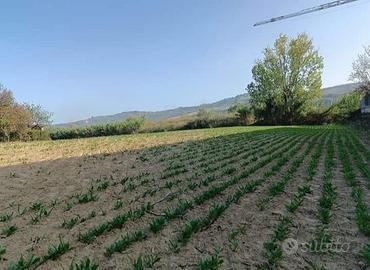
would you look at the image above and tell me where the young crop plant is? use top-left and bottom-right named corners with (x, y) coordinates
top-left (62, 216), bottom-right (80, 229)
top-left (228, 224), bottom-right (247, 252)
top-left (222, 166), bottom-right (237, 176)
top-left (96, 178), bottom-right (110, 191)
top-left (76, 190), bottom-right (98, 204)
top-left (0, 244), bottom-right (6, 260)
top-left (79, 211), bottom-right (97, 224)
top-left (286, 184), bottom-right (312, 213)
top-left (132, 255), bottom-right (144, 270)
top-left (105, 229), bottom-right (146, 257)
top-left (359, 243), bottom-right (370, 266)
top-left (262, 240), bottom-right (283, 267)
top-left (79, 202), bottom-right (152, 244)
top-left (64, 200), bottom-right (75, 212)
top-left (197, 250), bottom-right (224, 270)
top-left (15, 203), bottom-right (27, 216)
top-left (131, 254), bottom-right (160, 269)
top-left (30, 201), bottom-right (45, 211)
top-left (1, 224), bottom-right (17, 237)
top-left (30, 204), bottom-right (53, 224)
top-left (0, 212), bottom-right (14, 223)
top-left (43, 237), bottom-right (71, 261)
top-left (5, 254), bottom-right (41, 270)
top-left (164, 180), bottom-right (174, 189)
top-left (273, 216), bottom-right (292, 241)
top-left (69, 258), bottom-right (99, 270)
top-left (149, 217), bottom-right (166, 233)
top-left (113, 199), bottom-right (124, 210)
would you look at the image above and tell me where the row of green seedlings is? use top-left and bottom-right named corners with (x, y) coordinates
top-left (0, 202), bottom-right (55, 245)
top-left (127, 132), bottom-right (276, 200)
top-left (256, 132), bottom-right (322, 210)
top-left (343, 133), bottom-right (370, 187)
top-left (4, 236), bottom-right (71, 270)
top-left (176, 133), bottom-right (290, 197)
top-left (346, 129), bottom-right (370, 162)
top-left (337, 133), bottom-right (370, 266)
top-left (179, 130), bottom-right (293, 171)
top-left (201, 134), bottom-right (289, 174)
top-left (103, 133), bottom-right (309, 257)
top-left (0, 210), bottom-right (17, 242)
top-left (0, 199), bottom-right (56, 228)
top-left (76, 133), bottom-right (293, 242)
top-left (25, 134), bottom-right (249, 229)
top-left (258, 133), bottom-right (327, 269)
top-left (83, 132), bottom-right (306, 248)
top-left (312, 133), bottom-right (337, 256)
top-left (0, 130), bottom-right (273, 230)
top-left (0, 131), bottom-right (296, 266)
top-left (160, 133), bottom-right (294, 200)
top-left (196, 249), bottom-right (224, 270)
top-left (120, 173), bottom-right (154, 194)
top-left (161, 132), bottom-right (251, 167)
top-left (133, 132), bottom-right (291, 207)
top-left (1, 134), bottom-right (236, 225)
top-left (160, 131), bottom-right (280, 179)
top-left (9, 129), bottom-right (234, 229)
top-left (172, 131), bottom-right (271, 165)
top-left (0, 200), bottom-right (56, 227)
top-left (62, 132), bottom-right (288, 233)
top-left (131, 225), bottom-right (247, 270)
top-left (60, 176), bottom-right (148, 229)
top-left (137, 141), bottom-right (175, 162)
top-left (0, 175), bottom-right (123, 228)
top-left (168, 133), bottom-right (316, 254)
top-left (182, 226), bottom-right (246, 269)
top-left (138, 132), bottom-right (284, 200)
top-left (9, 130), bottom-right (298, 265)
top-left (64, 173), bottom-right (152, 211)
top-left (104, 133), bottom-right (307, 257)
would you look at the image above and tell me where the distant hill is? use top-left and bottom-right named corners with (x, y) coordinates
top-left (56, 83), bottom-right (358, 127)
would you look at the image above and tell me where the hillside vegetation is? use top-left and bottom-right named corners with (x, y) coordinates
top-left (56, 83), bottom-right (357, 128)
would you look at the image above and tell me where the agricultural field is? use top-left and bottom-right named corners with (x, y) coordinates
top-left (0, 125), bottom-right (369, 270)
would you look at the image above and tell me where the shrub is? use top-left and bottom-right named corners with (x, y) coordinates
top-left (183, 110), bottom-right (241, 129)
top-left (50, 117), bottom-right (145, 140)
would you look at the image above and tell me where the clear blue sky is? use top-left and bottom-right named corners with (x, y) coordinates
top-left (1, 0), bottom-right (370, 123)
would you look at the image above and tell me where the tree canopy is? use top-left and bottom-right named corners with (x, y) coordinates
top-left (350, 45), bottom-right (370, 96)
top-left (247, 33), bottom-right (324, 124)
top-left (0, 85), bottom-right (52, 141)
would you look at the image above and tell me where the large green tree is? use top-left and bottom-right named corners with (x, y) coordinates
top-left (247, 33), bottom-right (324, 124)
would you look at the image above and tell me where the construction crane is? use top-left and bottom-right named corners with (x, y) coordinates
top-left (254, 0), bottom-right (360, 26)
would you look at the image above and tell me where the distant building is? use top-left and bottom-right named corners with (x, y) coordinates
top-left (361, 95), bottom-right (370, 113)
